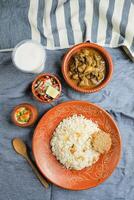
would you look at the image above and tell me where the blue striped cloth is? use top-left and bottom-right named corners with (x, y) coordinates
top-left (0, 0), bottom-right (134, 60)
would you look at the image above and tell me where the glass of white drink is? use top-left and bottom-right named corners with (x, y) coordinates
top-left (12, 40), bottom-right (46, 74)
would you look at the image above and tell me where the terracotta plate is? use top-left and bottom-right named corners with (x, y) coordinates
top-left (32, 101), bottom-right (121, 190)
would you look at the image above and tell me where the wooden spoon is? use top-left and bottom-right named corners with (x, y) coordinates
top-left (12, 138), bottom-right (49, 188)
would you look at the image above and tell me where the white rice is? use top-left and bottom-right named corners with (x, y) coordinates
top-left (50, 114), bottom-right (100, 170)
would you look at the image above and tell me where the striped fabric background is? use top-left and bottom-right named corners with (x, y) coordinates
top-left (0, 0), bottom-right (134, 60)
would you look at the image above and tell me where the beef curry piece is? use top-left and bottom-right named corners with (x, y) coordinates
top-left (68, 48), bottom-right (106, 89)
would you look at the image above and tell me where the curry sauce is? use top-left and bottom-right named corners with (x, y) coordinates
top-left (68, 48), bottom-right (106, 89)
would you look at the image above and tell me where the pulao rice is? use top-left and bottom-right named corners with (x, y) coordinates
top-left (50, 114), bottom-right (100, 170)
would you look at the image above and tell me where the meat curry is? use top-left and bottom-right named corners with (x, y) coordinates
top-left (68, 48), bottom-right (106, 89)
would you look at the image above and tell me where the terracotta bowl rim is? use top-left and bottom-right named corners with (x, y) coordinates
top-left (62, 42), bottom-right (113, 93)
top-left (11, 103), bottom-right (38, 127)
top-left (32, 73), bottom-right (62, 103)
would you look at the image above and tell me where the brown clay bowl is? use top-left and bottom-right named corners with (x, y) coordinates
top-left (32, 73), bottom-right (62, 103)
top-left (11, 103), bottom-right (38, 127)
top-left (62, 42), bottom-right (113, 93)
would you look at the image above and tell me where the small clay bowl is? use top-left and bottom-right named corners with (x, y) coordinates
top-left (32, 73), bottom-right (62, 103)
top-left (62, 42), bottom-right (113, 93)
top-left (11, 103), bottom-right (38, 127)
